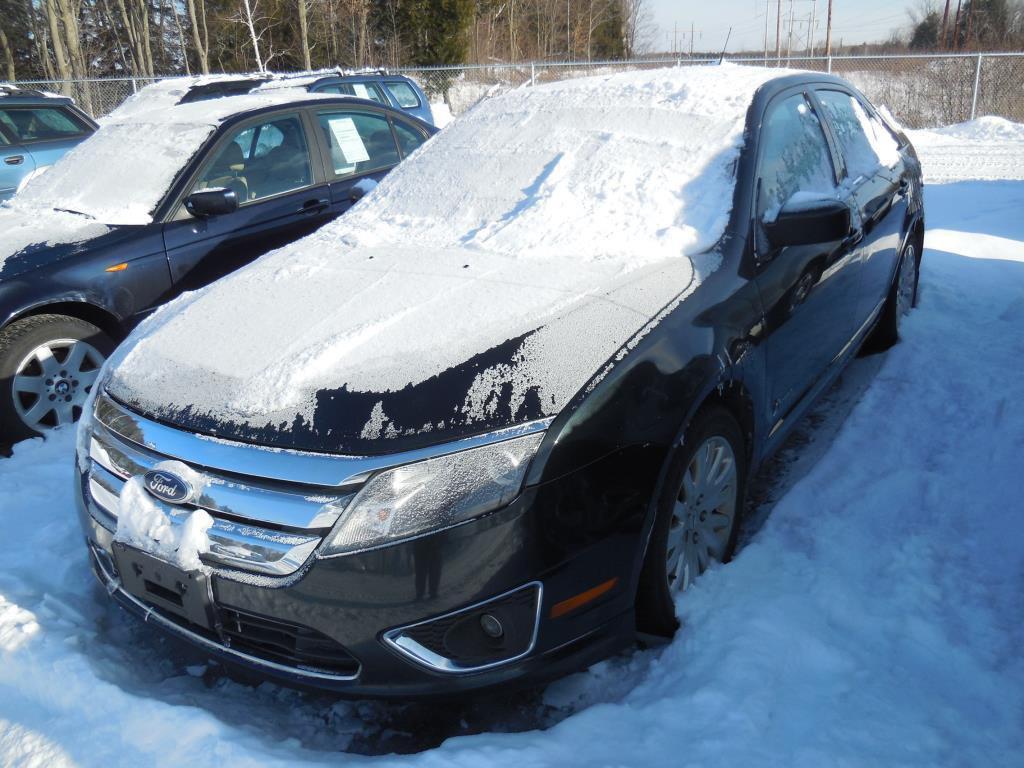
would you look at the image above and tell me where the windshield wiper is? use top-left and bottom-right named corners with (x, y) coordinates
top-left (53, 207), bottom-right (95, 220)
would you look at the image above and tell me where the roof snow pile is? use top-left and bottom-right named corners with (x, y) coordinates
top-left (9, 82), bottom-right (332, 226)
top-left (109, 64), bottom-right (791, 438)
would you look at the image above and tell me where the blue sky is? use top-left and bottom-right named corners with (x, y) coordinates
top-left (647, 0), bottom-right (917, 54)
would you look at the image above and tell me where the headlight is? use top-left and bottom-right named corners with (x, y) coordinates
top-left (319, 431), bottom-right (544, 557)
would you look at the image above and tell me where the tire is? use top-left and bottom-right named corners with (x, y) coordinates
top-left (0, 314), bottom-right (114, 443)
top-left (636, 406), bottom-right (748, 637)
top-left (868, 240), bottom-right (920, 350)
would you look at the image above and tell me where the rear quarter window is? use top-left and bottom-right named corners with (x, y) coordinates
top-left (384, 81), bottom-right (421, 109)
top-left (0, 106), bottom-right (90, 143)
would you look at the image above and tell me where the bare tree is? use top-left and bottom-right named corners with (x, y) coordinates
top-left (0, 26), bottom-right (15, 81)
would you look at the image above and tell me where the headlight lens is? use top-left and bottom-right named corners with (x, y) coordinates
top-left (319, 431), bottom-right (544, 557)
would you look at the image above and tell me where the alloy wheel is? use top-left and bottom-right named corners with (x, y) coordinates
top-left (12, 338), bottom-right (105, 432)
top-left (665, 435), bottom-right (738, 593)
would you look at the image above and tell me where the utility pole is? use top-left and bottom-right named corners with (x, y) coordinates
top-left (824, 0), bottom-right (833, 57)
top-left (786, 0), bottom-right (794, 62)
top-left (775, 0), bottom-right (782, 63)
top-left (808, 0), bottom-right (816, 56)
top-left (764, 0), bottom-right (770, 62)
top-left (940, 0), bottom-right (952, 49)
top-left (953, 0), bottom-right (962, 50)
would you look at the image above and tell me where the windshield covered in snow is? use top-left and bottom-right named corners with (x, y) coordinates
top-left (15, 120), bottom-right (215, 226)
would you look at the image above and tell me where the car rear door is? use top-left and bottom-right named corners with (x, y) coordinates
top-left (0, 104), bottom-right (93, 195)
top-left (161, 109), bottom-right (334, 295)
top-left (750, 89), bottom-right (865, 429)
top-left (309, 106), bottom-right (429, 217)
top-left (812, 88), bottom-right (910, 327)
top-left (0, 127), bottom-right (34, 200)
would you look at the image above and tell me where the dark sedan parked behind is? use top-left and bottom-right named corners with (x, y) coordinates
top-left (76, 65), bottom-right (923, 697)
top-left (0, 80), bottom-right (435, 442)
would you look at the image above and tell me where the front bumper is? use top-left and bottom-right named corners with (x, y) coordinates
top-left (77, 455), bottom-right (641, 698)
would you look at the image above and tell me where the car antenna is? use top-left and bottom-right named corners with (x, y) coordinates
top-left (719, 27), bottom-right (732, 64)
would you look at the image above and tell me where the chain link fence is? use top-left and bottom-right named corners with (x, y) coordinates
top-left (10, 52), bottom-right (1024, 129)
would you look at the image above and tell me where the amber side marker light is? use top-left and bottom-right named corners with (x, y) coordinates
top-left (105, 262), bottom-right (128, 272)
top-left (550, 577), bottom-right (619, 619)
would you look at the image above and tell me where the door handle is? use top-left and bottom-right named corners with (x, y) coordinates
top-left (4, 155), bottom-right (24, 166)
top-left (298, 199), bottom-right (329, 214)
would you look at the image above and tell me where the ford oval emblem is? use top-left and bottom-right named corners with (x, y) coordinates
top-left (142, 470), bottom-right (193, 505)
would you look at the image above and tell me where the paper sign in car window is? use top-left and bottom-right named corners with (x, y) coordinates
top-left (328, 117), bottom-right (370, 164)
top-left (353, 83), bottom-right (370, 99)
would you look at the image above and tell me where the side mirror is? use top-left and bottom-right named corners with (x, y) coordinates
top-left (185, 188), bottom-right (238, 218)
top-left (763, 197), bottom-right (850, 248)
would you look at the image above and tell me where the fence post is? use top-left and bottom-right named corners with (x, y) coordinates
top-left (530, 62), bottom-right (536, 86)
top-left (970, 53), bottom-right (982, 121)
top-left (130, 78), bottom-right (138, 94)
top-left (826, 55), bottom-right (832, 74)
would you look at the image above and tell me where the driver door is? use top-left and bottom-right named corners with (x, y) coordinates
top-left (751, 91), bottom-right (864, 433)
top-left (162, 110), bottom-right (332, 296)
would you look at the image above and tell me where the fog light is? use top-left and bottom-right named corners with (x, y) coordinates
top-left (479, 613), bottom-right (504, 639)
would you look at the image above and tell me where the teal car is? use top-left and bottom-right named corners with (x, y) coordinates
top-left (0, 86), bottom-right (97, 202)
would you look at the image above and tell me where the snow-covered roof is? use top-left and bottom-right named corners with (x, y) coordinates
top-left (10, 85), bottom-right (337, 226)
top-left (108, 64), bottom-right (798, 446)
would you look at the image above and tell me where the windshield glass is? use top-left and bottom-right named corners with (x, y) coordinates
top-left (15, 119), bottom-right (216, 225)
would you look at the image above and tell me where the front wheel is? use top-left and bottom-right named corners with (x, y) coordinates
top-left (636, 406), bottom-right (747, 637)
top-left (0, 314), bottom-right (113, 443)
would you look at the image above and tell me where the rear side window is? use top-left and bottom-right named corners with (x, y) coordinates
top-left (317, 111), bottom-right (400, 177)
top-left (0, 106), bottom-right (90, 143)
top-left (393, 120), bottom-right (427, 157)
top-left (816, 90), bottom-right (900, 180)
top-left (384, 81), bottom-right (421, 109)
top-left (319, 82), bottom-right (387, 104)
top-left (756, 93), bottom-right (837, 222)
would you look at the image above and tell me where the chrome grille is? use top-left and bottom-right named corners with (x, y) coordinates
top-left (83, 394), bottom-right (359, 577)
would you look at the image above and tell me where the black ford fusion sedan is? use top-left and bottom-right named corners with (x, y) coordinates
top-left (0, 78), bottom-right (434, 444)
top-left (75, 65), bottom-right (923, 697)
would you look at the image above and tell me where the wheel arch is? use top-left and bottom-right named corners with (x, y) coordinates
top-left (4, 300), bottom-right (124, 341)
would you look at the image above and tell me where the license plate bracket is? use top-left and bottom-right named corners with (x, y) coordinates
top-left (111, 541), bottom-right (216, 630)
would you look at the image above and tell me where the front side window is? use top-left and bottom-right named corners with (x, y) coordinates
top-left (756, 93), bottom-right (837, 223)
top-left (0, 106), bottom-right (90, 143)
top-left (317, 111), bottom-right (400, 178)
top-left (192, 115), bottom-right (312, 204)
top-left (384, 81), bottom-right (421, 109)
top-left (816, 90), bottom-right (900, 180)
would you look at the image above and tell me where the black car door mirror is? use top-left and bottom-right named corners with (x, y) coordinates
top-left (763, 197), bottom-right (850, 248)
top-left (185, 188), bottom-right (239, 218)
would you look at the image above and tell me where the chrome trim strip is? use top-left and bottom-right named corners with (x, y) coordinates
top-left (90, 423), bottom-right (350, 531)
top-left (382, 582), bottom-right (543, 674)
top-left (85, 462), bottom-right (322, 576)
top-left (96, 393), bottom-right (553, 488)
top-left (88, 543), bottom-right (360, 682)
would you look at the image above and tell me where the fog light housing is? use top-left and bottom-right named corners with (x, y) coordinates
top-left (383, 583), bottom-right (541, 673)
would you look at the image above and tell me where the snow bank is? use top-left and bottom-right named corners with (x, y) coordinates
top-left (908, 117), bottom-right (1024, 182)
top-left (108, 64), bottom-right (790, 437)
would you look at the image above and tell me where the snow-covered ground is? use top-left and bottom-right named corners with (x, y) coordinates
top-left (1, 119), bottom-right (1023, 766)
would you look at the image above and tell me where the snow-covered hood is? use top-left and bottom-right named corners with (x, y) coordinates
top-left (106, 241), bottom-right (714, 453)
top-left (106, 64), bottom-right (789, 454)
top-left (0, 205), bottom-right (114, 280)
